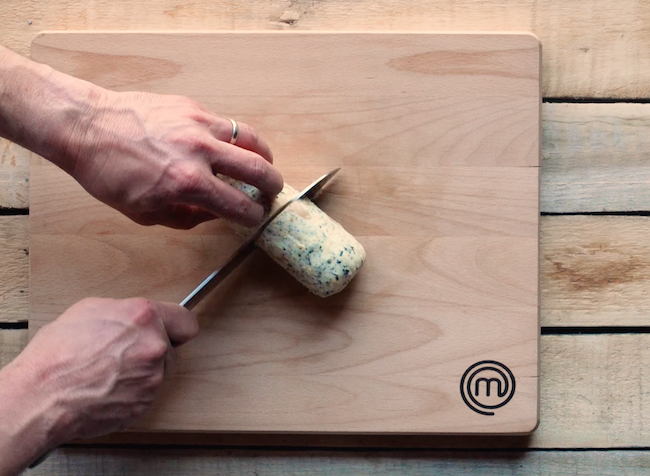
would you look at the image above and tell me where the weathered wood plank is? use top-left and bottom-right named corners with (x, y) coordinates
top-left (0, 216), bottom-right (28, 323)
top-left (535, 334), bottom-right (650, 448)
top-left (28, 448), bottom-right (650, 475)
top-left (543, 103), bottom-right (650, 213)
top-left (541, 215), bottom-right (650, 326)
top-left (4, 103), bottom-right (650, 212)
top-left (0, 329), bottom-right (27, 368)
top-left (0, 139), bottom-right (30, 209)
top-left (1, 1), bottom-right (649, 98)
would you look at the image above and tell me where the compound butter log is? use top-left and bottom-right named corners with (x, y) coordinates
top-left (223, 177), bottom-right (366, 297)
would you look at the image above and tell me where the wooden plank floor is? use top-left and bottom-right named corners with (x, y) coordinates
top-left (1, 0), bottom-right (650, 473)
top-left (26, 448), bottom-right (650, 475)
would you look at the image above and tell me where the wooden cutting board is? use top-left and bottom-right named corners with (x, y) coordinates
top-left (29, 32), bottom-right (540, 434)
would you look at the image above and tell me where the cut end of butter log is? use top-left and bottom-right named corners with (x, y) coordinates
top-left (224, 178), bottom-right (366, 298)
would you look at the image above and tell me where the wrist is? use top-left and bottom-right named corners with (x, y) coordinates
top-left (0, 45), bottom-right (106, 175)
top-left (43, 70), bottom-right (108, 177)
top-left (0, 357), bottom-right (67, 474)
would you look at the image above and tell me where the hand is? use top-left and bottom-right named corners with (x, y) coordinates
top-left (0, 297), bottom-right (198, 470)
top-left (0, 47), bottom-right (283, 229)
top-left (63, 90), bottom-right (283, 228)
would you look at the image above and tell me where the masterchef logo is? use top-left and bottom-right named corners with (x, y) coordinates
top-left (460, 361), bottom-right (516, 416)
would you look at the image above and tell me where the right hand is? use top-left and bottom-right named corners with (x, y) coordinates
top-left (9, 297), bottom-right (198, 445)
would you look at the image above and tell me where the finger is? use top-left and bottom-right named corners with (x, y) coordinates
top-left (152, 301), bottom-right (199, 347)
top-left (207, 139), bottom-right (284, 197)
top-left (211, 118), bottom-right (274, 163)
top-left (180, 173), bottom-right (265, 227)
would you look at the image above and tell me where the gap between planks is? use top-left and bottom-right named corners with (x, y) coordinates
top-left (0, 216), bottom-right (28, 323)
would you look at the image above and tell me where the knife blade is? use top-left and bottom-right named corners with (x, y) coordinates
top-left (180, 167), bottom-right (341, 310)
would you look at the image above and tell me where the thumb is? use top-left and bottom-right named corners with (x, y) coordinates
top-left (153, 301), bottom-right (199, 347)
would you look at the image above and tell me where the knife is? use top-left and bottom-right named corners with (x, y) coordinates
top-left (180, 167), bottom-right (341, 310)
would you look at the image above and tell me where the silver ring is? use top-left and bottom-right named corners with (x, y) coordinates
top-left (228, 118), bottom-right (239, 145)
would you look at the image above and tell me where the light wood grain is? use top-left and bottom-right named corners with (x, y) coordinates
top-left (541, 215), bottom-right (650, 326)
top-left (543, 102), bottom-right (650, 213)
top-left (1, 0), bottom-right (649, 98)
top-left (3, 332), bottom-right (650, 448)
top-left (31, 33), bottom-right (541, 105)
top-left (7, 214), bottom-right (650, 327)
top-left (30, 160), bottom-right (539, 239)
top-left (7, 102), bottom-right (650, 213)
top-left (0, 329), bottom-right (27, 369)
top-left (27, 448), bottom-right (650, 475)
top-left (0, 216), bottom-right (29, 323)
top-left (29, 33), bottom-right (540, 434)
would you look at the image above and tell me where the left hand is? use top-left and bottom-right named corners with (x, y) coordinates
top-left (60, 90), bottom-right (283, 229)
top-left (0, 297), bottom-right (199, 475)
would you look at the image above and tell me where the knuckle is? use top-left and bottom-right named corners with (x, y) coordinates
top-left (128, 403), bottom-right (151, 423)
top-left (167, 130), bottom-right (212, 156)
top-left (189, 136), bottom-right (213, 155)
top-left (145, 340), bottom-right (169, 362)
top-left (129, 298), bottom-right (156, 327)
top-left (231, 195), bottom-right (254, 222)
top-left (167, 163), bottom-right (206, 197)
top-left (148, 371), bottom-right (165, 389)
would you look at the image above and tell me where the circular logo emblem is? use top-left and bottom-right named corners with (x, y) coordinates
top-left (460, 360), bottom-right (516, 415)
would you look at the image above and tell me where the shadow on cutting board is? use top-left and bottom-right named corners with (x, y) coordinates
top-left (75, 432), bottom-right (533, 452)
top-left (191, 249), bottom-right (359, 332)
